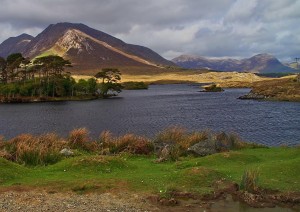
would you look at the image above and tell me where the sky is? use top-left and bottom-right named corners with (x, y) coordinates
top-left (0, 0), bottom-right (299, 61)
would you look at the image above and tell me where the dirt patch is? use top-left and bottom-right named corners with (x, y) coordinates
top-left (147, 181), bottom-right (299, 211)
top-left (0, 183), bottom-right (299, 211)
top-left (0, 190), bottom-right (158, 212)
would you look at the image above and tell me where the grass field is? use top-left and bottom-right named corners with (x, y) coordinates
top-left (72, 71), bottom-right (275, 87)
top-left (1, 147), bottom-right (299, 195)
top-left (251, 76), bottom-right (300, 101)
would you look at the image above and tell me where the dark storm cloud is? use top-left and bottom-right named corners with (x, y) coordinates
top-left (0, 0), bottom-right (299, 61)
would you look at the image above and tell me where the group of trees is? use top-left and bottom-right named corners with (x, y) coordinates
top-left (0, 53), bottom-right (122, 99)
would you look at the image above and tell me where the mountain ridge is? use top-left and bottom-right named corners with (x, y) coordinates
top-left (0, 33), bottom-right (33, 58)
top-left (172, 53), bottom-right (296, 73)
top-left (0, 22), bottom-right (175, 73)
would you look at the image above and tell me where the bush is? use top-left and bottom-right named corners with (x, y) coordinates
top-left (240, 169), bottom-right (260, 193)
top-left (104, 133), bottom-right (153, 155)
top-left (3, 133), bottom-right (66, 166)
top-left (154, 126), bottom-right (187, 145)
top-left (180, 130), bottom-right (209, 150)
top-left (68, 128), bottom-right (96, 152)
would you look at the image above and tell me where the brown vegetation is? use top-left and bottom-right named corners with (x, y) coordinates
top-left (250, 76), bottom-right (300, 101)
top-left (0, 127), bottom-right (261, 166)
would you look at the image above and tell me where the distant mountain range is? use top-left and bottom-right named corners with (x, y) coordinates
top-left (172, 54), bottom-right (297, 73)
top-left (0, 23), bottom-right (297, 74)
top-left (0, 22), bottom-right (175, 73)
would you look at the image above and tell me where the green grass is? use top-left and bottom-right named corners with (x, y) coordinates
top-left (0, 147), bottom-right (299, 195)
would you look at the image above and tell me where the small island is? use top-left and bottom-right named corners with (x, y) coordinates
top-left (201, 84), bottom-right (224, 92)
top-left (122, 81), bottom-right (148, 90)
top-left (0, 53), bottom-right (122, 103)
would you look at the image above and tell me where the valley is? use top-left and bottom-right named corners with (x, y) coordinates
top-left (0, 20), bottom-right (299, 212)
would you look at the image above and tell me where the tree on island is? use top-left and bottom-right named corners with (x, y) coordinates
top-left (0, 54), bottom-right (122, 101)
top-left (0, 57), bottom-right (7, 84)
top-left (95, 68), bottom-right (122, 97)
top-left (32, 55), bottom-right (73, 97)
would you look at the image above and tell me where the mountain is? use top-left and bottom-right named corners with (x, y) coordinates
top-left (172, 54), bottom-right (296, 73)
top-left (0, 33), bottom-right (33, 58)
top-left (0, 23), bottom-right (175, 73)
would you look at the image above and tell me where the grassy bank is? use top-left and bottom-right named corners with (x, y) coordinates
top-left (0, 128), bottom-right (299, 198)
top-left (0, 147), bottom-right (299, 194)
top-left (73, 71), bottom-right (274, 86)
top-left (250, 76), bottom-right (300, 101)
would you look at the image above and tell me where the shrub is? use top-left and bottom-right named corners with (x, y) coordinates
top-left (180, 130), bottom-right (209, 150)
top-left (154, 126), bottom-right (187, 145)
top-left (240, 169), bottom-right (260, 193)
top-left (4, 133), bottom-right (66, 166)
top-left (107, 134), bottom-right (153, 155)
top-left (99, 130), bottom-right (113, 145)
top-left (169, 145), bottom-right (182, 161)
top-left (68, 128), bottom-right (96, 151)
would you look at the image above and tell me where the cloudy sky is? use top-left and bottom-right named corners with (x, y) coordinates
top-left (0, 0), bottom-right (299, 61)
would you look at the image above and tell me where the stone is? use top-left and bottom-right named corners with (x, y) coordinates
top-left (187, 139), bottom-right (217, 156)
top-left (60, 148), bottom-right (74, 156)
top-left (238, 91), bottom-right (266, 100)
top-left (215, 133), bottom-right (234, 152)
top-left (155, 144), bottom-right (172, 162)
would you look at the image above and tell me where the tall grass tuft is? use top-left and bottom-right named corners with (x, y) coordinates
top-left (103, 133), bottom-right (153, 155)
top-left (180, 130), bottom-right (209, 150)
top-left (240, 168), bottom-right (260, 193)
top-left (4, 133), bottom-right (66, 166)
top-left (154, 127), bottom-right (210, 159)
top-left (68, 128), bottom-right (96, 152)
top-left (154, 126), bottom-right (186, 144)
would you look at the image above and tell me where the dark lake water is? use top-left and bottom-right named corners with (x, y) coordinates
top-left (0, 84), bottom-right (299, 146)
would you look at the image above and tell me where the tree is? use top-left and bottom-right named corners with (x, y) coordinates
top-left (33, 55), bottom-right (71, 78)
top-left (33, 55), bottom-right (72, 96)
top-left (6, 53), bottom-right (25, 83)
top-left (0, 57), bottom-right (7, 83)
top-left (87, 78), bottom-right (97, 94)
top-left (94, 68), bottom-right (122, 97)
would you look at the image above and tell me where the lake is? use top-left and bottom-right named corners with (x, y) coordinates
top-left (0, 84), bottom-right (299, 146)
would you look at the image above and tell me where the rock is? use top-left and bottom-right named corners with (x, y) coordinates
top-left (155, 145), bottom-right (172, 162)
top-left (60, 148), bottom-right (74, 156)
top-left (201, 84), bottom-right (224, 92)
top-left (215, 133), bottom-right (234, 152)
top-left (238, 91), bottom-right (266, 100)
top-left (187, 139), bottom-right (217, 156)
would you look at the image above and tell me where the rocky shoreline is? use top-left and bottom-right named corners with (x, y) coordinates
top-left (0, 96), bottom-right (98, 103)
top-left (238, 91), bottom-right (268, 100)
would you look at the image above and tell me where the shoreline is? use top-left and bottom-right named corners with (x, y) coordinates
top-left (0, 129), bottom-right (299, 210)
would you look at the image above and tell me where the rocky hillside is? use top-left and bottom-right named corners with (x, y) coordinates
top-left (172, 54), bottom-right (296, 73)
top-left (0, 23), bottom-right (175, 73)
top-left (0, 34), bottom-right (33, 58)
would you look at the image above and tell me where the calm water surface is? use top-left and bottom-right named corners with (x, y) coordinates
top-left (0, 84), bottom-right (299, 146)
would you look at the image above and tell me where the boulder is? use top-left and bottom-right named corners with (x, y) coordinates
top-left (60, 148), bottom-right (74, 156)
top-left (215, 133), bottom-right (234, 151)
top-left (187, 139), bottom-right (217, 156)
top-left (238, 91), bottom-right (266, 100)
